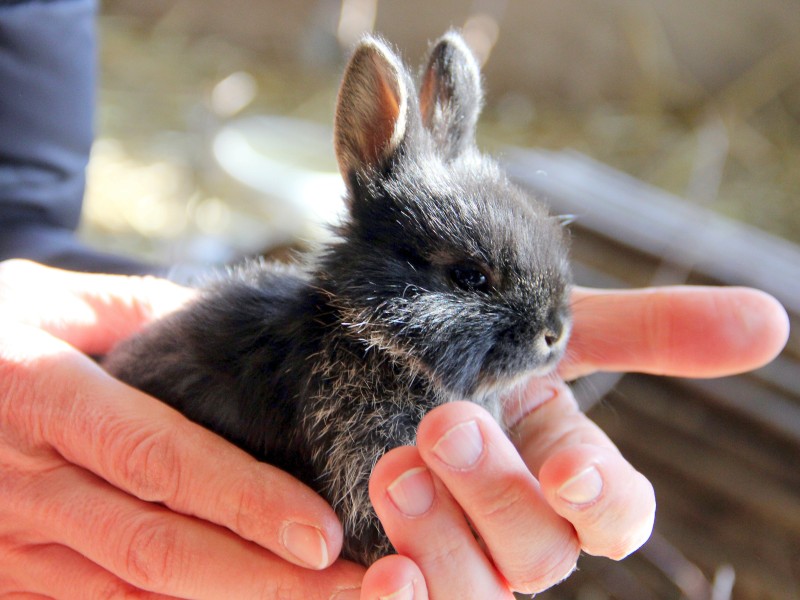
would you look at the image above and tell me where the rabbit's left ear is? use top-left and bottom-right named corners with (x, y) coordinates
top-left (334, 37), bottom-right (410, 183)
top-left (419, 31), bottom-right (483, 160)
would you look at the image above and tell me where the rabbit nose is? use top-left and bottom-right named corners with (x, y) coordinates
top-left (539, 322), bottom-right (565, 352)
top-left (544, 330), bottom-right (559, 347)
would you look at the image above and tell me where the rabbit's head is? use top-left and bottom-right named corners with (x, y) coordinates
top-left (325, 32), bottom-right (571, 404)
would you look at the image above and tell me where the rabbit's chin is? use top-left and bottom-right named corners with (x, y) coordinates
top-left (475, 362), bottom-right (559, 398)
top-left (463, 361), bottom-right (561, 426)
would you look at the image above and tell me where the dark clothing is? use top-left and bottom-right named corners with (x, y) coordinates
top-left (0, 0), bottom-right (154, 274)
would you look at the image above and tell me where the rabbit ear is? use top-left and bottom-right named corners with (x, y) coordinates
top-left (334, 37), bottom-right (409, 182)
top-left (419, 31), bottom-right (483, 160)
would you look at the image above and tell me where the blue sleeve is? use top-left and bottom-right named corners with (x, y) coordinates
top-left (0, 0), bottom-right (157, 274)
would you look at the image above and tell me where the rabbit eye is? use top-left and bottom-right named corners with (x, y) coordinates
top-left (449, 265), bottom-right (491, 293)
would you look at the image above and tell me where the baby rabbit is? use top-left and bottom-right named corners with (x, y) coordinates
top-left (103, 31), bottom-right (572, 566)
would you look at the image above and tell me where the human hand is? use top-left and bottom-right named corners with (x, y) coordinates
top-left (360, 285), bottom-right (790, 599)
top-left (0, 260), bottom-right (364, 599)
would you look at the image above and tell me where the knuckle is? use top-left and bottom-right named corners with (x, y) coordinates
top-left (96, 576), bottom-right (159, 600)
top-left (113, 425), bottom-right (183, 505)
top-left (232, 476), bottom-right (271, 536)
top-left (0, 349), bottom-right (32, 415)
top-left (271, 579), bottom-right (311, 600)
top-left (416, 535), bottom-right (465, 571)
top-left (475, 478), bottom-right (529, 522)
top-left (413, 534), bottom-right (517, 600)
top-left (467, 476), bottom-right (580, 593)
top-left (473, 478), bottom-right (580, 594)
top-left (511, 542), bottom-right (580, 594)
top-left (641, 296), bottom-right (674, 374)
top-left (0, 333), bottom-right (37, 395)
top-left (0, 340), bottom-right (56, 451)
top-left (120, 516), bottom-right (183, 591)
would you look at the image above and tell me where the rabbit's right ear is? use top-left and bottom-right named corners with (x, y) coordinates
top-left (334, 37), bottom-right (409, 184)
top-left (419, 31), bottom-right (483, 160)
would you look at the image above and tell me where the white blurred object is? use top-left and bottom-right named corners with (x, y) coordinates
top-left (210, 71), bottom-right (258, 117)
top-left (212, 116), bottom-right (347, 243)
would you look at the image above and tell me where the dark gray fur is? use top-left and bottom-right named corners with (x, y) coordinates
top-left (103, 31), bottom-right (572, 566)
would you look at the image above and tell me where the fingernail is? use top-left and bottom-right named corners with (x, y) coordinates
top-left (558, 466), bottom-right (604, 505)
top-left (380, 581), bottom-right (414, 600)
top-left (387, 466), bottom-right (435, 517)
top-left (432, 419), bottom-right (484, 469)
top-left (330, 588), bottom-right (361, 600)
top-left (281, 522), bottom-right (329, 569)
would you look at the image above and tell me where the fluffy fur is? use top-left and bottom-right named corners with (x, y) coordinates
top-left (103, 31), bottom-right (572, 565)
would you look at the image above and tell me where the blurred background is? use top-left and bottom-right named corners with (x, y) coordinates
top-left (86, 1), bottom-right (799, 598)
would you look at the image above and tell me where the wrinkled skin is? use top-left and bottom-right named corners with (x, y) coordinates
top-left (0, 260), bottom-right (789, 598)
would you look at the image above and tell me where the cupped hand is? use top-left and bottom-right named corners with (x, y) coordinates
top-left (361, 285), bottom-right (789, 599)
top-left (0, 260), bottom-right (363, 599)
top-left (2, 261), bottom-right (788, 599)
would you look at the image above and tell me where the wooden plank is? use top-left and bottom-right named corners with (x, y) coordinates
top-left (677, 376), bottom-right (800, 444)
top-left (592, 394), bottom-right (800, 599)
top-left (603, 376), bottom-right (800, 483)
top-left (595, 387), bottom-right (800, 536)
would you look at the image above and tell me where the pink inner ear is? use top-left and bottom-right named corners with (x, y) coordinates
top-left (360, 65), bottom-right (402, 166)
top-left (419, 66), bottom-right (440, 126)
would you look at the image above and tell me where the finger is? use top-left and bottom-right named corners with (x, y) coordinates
top-left (1, 538), bottom-right (175, 600)
top-left (369, 446), bottom-right (514, 599)
top-left (562, 286), bottom-right (789, 380)
top-left (539, 444), bottom-right (655, 559)
top-left (509, 379), bottom-right (655, 559)
top-left (8, 463), bottom-right (363, 599)
top-left (360, 555), bottom-right (428, 600)
top-left (0, 259), bottom-right (194, 355)
top-left (416, 402), bottom-right (579, 594)
top-left (2, 324), bottom-right (343, 570)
